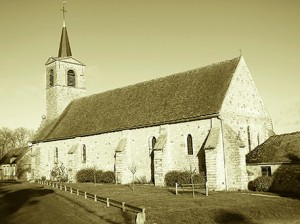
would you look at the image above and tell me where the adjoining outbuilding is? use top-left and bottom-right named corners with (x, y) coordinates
top-left (0, 146), bottom-right (31, 181)
top-left (246, 131), bottom-right (300, 193)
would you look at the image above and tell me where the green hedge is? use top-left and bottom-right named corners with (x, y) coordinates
top-left (76, 168), bottom-right (115, 184)
top-left (165, 171), bottom-right (206, 187)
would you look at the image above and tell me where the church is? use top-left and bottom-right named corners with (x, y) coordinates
top-left (30, 7), bottom-right (273, 191)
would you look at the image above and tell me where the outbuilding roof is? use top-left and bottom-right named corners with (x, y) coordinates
top-left (0, 147), bottom-right (30, 165)
top-left (246, 131), bottom-right (300, 164)
top-left (33, 56), bottom-right (241, 143)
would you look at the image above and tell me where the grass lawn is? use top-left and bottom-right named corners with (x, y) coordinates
top-left (44, 183), bottom-right (300, 224)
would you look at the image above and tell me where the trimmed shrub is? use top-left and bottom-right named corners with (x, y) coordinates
top-left (249, 176), bottom-right (273, 192)
top-left (94, 170), bottom-right (103, 183)
top-left (101, 171), bottom-right (115, 184)
top-left (76, 168), bottom-right (115, 184)
top-left (165, 171), bottom-right (206, 187)
top-left (193, 172), bottom-right (206, 184)
top-left (76, 168), bottom-right (95, 183)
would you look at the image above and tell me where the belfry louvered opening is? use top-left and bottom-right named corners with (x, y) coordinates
top-left (67, 70), bottom-right (76, 87)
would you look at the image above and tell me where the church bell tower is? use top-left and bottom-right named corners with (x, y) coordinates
top-left (45, 3), bottom-right (86, 122)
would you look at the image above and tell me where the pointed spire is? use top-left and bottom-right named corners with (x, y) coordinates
top-left (58, 2), bottom-right (72, 57)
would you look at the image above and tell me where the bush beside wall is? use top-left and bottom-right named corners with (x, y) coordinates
top-left (76, 168), bottom-right (115, 184)
top-left (164, 171), bottom-right (206, 187)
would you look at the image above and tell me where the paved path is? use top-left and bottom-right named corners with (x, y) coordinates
top-left (0, 182), bottom-right (110, 224)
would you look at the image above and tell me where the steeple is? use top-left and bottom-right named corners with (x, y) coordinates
top-left (58, 2), bottom-right (72, 57)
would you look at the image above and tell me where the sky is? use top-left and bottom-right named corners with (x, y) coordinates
top-left (0, 0), bottom-right (299, 134)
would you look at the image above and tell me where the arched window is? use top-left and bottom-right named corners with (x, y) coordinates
top-left (187, 134), bottom-right (193, 155)
top-left (151, 137), bottom-right (157, 150)
top-left (150, 137), bottom-right (156, 184)
top-left (82, 144), bottom-right (86, 163)
top-left (67, 70), bottom-right (76, 87)
top-left (54, 147), bottom-right (58, 164)
top-left (49, 69), bottom-right (54, 87)
top-left (247, 126), bottom-right (251, 152)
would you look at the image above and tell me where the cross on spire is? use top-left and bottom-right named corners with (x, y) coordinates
top-left (61, 2), bottom-right (67, 27)
top-left (58, 2), bottom-right (72, 57)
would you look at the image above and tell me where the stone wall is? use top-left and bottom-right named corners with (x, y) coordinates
top-left (220, 57), bottom-right (273, 154)
top-left (222, 124), bottom-right (248, 190)
top-left (32, 119), bottom-right (220, 187)
top-left (32, 116), bottom-right (257, 190)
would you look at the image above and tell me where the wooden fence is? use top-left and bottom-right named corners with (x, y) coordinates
top-left (37, 180), bottom-right (146, 224)
top-left (175, 182), bottom-right (208, 197)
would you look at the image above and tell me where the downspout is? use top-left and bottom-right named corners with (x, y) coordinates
top-left (217, 116), bottom-right (228, 191)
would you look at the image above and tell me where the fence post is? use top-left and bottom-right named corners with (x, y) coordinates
top-left (136, 208), bottom-right (146, 224)
top-left (77, 189), bottom-right (79, 196)
top-left (106, 198), bottom-right (110, 207)
top-left (64, 186), bottom-right (67, 191)
top-left (70, 187), bottom-right (72, 194)
top-left (122, 202), bottom-right (126, 212)
top-left (205, 182), bottom-right (208, 196)
top-left (84, 192), bottom-right (87, 199)
top-left (175, 183), bottom-right (178, 195)
top-left (94, 194), bottom-right (97, 202)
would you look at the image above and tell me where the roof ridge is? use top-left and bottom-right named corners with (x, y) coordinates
top-left (80, 56), bottom-right (241, 101)
top-left (275, 131), bottom-right (300, 137)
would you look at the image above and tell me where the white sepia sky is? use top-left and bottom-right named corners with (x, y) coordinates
top-left (0, 0), bottom-right (299, 134)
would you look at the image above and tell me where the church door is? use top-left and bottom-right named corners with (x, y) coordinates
top-left (151, 137), bottom-right (156, 184)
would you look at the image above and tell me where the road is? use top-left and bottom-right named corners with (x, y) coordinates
top-left (0, 182), bottom-right (111, 224)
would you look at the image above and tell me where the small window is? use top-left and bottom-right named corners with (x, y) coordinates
top-left (67, 70), bottom-right (76, 87)
top-left (82, 144), bottom-right (86, 163)
top-left (54, 147), bottom-right (58, 164)
top-left (261, 166), bottom-right (271, 176)
top-left (49, 69), bottom-right (54, 87)
top-left (187, 134), bottom-right (193, 155)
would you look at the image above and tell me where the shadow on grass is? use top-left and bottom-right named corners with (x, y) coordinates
top-left (121, 210), bottom-right (135, 224)
top-left (55, 188), bottom-right (136, 224)
top-left (0, 185), bottom-right (54, 223)
top-left (214, 209), bottom-right (255, 224)
top-left (272, 191), bottom-right (300, 201)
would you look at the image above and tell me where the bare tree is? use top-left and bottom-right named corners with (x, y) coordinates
top-left (128, 164), bottom-right (137, 191)
top-left (13, 127), bottom-right (34, 148)
top-left (0, 127), bottom-right (34, 158)
top-left (186, 156), bottom-right (197, 198)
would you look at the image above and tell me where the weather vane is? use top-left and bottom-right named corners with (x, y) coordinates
top-left (239, 48), bottom-right (242, 56)
top-left (61, 2), bottom-right (67, 27)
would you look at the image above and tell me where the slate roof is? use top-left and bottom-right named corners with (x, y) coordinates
top-left (58, 27), bottom-right (72, 57)
top-left (0, 147), bottom-right (30, 165)
top-left (246, 132), bottom-right (300, 164)
top-left (33, 57), bottom-right (241, 143)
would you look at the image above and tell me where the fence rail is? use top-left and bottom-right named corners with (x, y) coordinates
top-left (37, 180), bottom-right (146, 224)
top-left (175, 182), bottom-right (208, 196)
